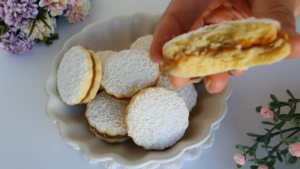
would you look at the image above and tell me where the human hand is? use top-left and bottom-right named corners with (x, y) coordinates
top-left (150, 0), bottom-right (300, 93)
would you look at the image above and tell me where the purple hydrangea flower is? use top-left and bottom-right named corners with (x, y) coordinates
top-left (0, 28), bottom-right (34, 54)
top-left (3, 0), bottom-right (38, 29)
top-left (0, 0), bottom-right (5, 19)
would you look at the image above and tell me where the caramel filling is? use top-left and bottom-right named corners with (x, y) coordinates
top-left (166, 31), bottom-right (289, 68)
top-left (90, 126), bottom-right (128, 139)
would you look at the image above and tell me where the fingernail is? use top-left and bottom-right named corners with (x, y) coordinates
top-left (205, 79), bottom-right (214, 94)
top-left (230, 70), bottom-right (243, 77)
top-left (283, 26), bottom-right (300, 38)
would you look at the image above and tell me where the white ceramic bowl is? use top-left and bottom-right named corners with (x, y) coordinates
top-left (45, 13), bottom-right (232, 168)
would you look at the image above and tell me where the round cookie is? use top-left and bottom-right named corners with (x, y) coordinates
top-left (86, 91), bottom-right (130, 143)
top-left (130, 35), bottom-right (153, 53)
top-left (81, 50), bottom-right (102, 103)
top-left (96, 50), bottom-right (116, 63)
top-left (57, 46), bottom-right (93, 105)
top-left (96, 50), bottom-right (116, 92)
top-left (125, 87), bottom-right (189, 150)
top-left (156, 75), bottom-right (197, 112)
top-left (162, 18), bottom-right (291, 78)
top-left (101, 49), bottom-right (159, 99)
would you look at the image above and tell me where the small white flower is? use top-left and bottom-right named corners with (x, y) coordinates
top-left (64, 0), bottom-right (91, 23)
top-left (23, 14), bottom-right (57, 40)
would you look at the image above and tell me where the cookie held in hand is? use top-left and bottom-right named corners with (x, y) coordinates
top-left (162, 17), bottom-right (291, 78)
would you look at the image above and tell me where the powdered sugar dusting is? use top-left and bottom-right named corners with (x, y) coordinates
top-left (57, 46), bottom-right (89, 104)
top-left (86, 91), bottom-right (128, 136)
top-left (96, 50), bottom-right (116, 63)
top-left (101, 50), bottom-right (159, 98)
top-left (130, 35), bottom-right (153, 52)
top-left (158, 75), bottom-right (197, 111)
top-left (126, 87), bottom-right (189, 150)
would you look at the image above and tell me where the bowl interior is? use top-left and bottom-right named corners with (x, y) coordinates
top-left (45, 13), bottom-right (232, 168)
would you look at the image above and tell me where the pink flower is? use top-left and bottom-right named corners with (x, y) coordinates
top-left (258, 165), bottom-right (268, 169)
top-left (39, 0), bottom-right (68, 16)
top-left (64, 0), bottom-right (91, 23)
top-left (260, 107), bottom-right (273, 118)
top-left (289, 142), bottom-right (300, 157)
top-left (234, 153), bottom-right (245, 166)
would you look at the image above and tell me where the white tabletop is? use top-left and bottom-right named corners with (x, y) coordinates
top-left (0, 0), bottom-right (299, 169)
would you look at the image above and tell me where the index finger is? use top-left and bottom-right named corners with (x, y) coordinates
top-left (150, 0), bottom-right (210, 63)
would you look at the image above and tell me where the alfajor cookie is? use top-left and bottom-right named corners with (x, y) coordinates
top-left (101, 49), bottom-right (159, 99)
top-left (57, 46), bottom-right (94, 105)
top-left (130, 35), bottom-right (153, 53)
top-left (81, 50), bottom-right (102, 104)
top-left (96, 50), bottom-right (116, 92)
top-left (125, 87), bottom-right (189, 150)
top-left (162, 17), bottom-right (291, 78)
top-left (86, 91), bottom-right (130, 143)
top-left (156, 75), bottom-right (197, 112)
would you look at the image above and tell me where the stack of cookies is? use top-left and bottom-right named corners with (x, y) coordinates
top-left (56, 35), bottom-right (198, 150)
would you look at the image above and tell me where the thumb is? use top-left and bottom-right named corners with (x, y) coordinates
top-left (250, 0), bottom-right (300, 59)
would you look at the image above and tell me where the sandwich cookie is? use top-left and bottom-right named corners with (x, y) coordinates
top-left (130, 35), bottom-right (153, 53)
top-left (126, 87), bottom-right (189, 150)
top-left (156, 75), bottom-right (197, 112)
top-left (96, 50), bottom-right (116, 92)
top-left (162, 17), bottom-right (291, 78)
top-left (57, 46), bottom-right (102, 105)
top-left (101, 49), bottom-right (159, 99)
top-left (86, 91), bottom-right (130, 143)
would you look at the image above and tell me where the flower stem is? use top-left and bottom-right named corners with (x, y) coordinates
top-left (244, 121), bottom-right (286, 155)
top-left (286, 128), bottom-right (300, 138)
top-left (271, 127), bottom-right (300, 137)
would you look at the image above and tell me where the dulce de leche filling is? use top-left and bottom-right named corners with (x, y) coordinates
top-left (165, 31), bottom-right (289, 68)
top-left (90, 126), bottom-right (128, 139)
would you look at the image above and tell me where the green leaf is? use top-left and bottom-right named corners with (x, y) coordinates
top-left (287, 90), bottom-right (295, 99)
top-left (248, 159), bottom-right (255, 162)
top-left (269, 154), bottom-right (276, 159)
top-left (235, 145), bottom-right (250, 152)
top-left (264, 133), bottom-right (271, 145)
top-left (272, 144), bottom-right (280, 152)
top-left (285, 152), bottom-right (298, 165)
top-left (0, 26), bottom-right (4, 35)
top-left (284, 137), bottom-right (298, 145)
top-left (262, 121), bottom-right (275, 125)
top-left (249, 149), bottom-right (255, 156)
top-left (0, 38), bottom-right (2, 43)
top-left (40, 17), bottom-right (52, 30)
top-left (270, 94), bottom-right (279, 103)
top-left (237, 164), bottom-right (243, 168)
top-left (288, 99), bottom-right (300, 103)
top-left (262, 156), bottom-right (269, 161)
top-left (50, 34), bottom-right (59, 40)
top-left (256, 106), bottom-right (262, 113)
top-left (273, 113), bottom-right (279, 123)
top-left (276, 121), bottom-right (286, 130)
top-left (16, 29), bottom-right (20, 35)
top-left (256, 159), bottom-right (268, 165)
top-left (282, 149), bottom-right (289, 156)
top-left (261, 145), bottom-right (273, 149)
top-left (269, 102), bottom-right (277, 109)
top-left (291, 116), bottom-right (300, 127)
top-left (28, 19), bottom-right (36, 38)
top-left (270, 159), bottom-right (276, 166)
top-left (277, 152), bottom-right (283, 162)
top-left (250, 166), bottom-right (258, 169)
top-left (247, 132), bottom-right (261, 137)
top-left (288, 102), bottom-right (296, 114)
top-left (45, 40), bottom-right (53, 46)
